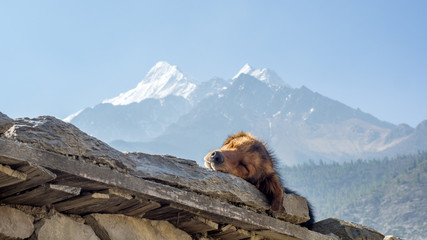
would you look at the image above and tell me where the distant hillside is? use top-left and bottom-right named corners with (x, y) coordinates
top-left (281, 152), bottom-right (427, 240)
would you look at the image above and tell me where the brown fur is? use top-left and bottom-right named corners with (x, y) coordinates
top-left (204, 132), bottom-right (283, 211)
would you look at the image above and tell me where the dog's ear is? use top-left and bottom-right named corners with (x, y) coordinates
top-left (259, 174), bottom-right (283, 211)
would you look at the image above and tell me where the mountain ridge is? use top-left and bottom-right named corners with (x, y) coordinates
top-left (233, 63), bottom-right (286, 87)
top-left (68, 61), bottom-right (427, 165)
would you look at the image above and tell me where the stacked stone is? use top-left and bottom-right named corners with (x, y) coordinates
top-left (0, 205), bottom-right (190, 240)
top-left (0, 112), bottom-right (404, 240)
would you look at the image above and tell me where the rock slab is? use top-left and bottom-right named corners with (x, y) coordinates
top-left (128, 152), bottom-right (270, 211)
top-left (85, 213), bottom-right (192, 240)
top-left (3, 116), bottom-right (135, 172)
top-left (35, 212), bottom-right (99, 240)
top-left (0, 112), bottom-right (13, 134)
top-left (277, 193), bottom-right (310, 224)
top-left (312, 218), bottom-right (385, 240)
top-left (0, 205), bottom-right (34, 239)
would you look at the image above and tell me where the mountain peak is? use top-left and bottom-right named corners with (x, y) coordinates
top-left (153, 61), bottom-right (173, 68)
top-left (103, 61), bottom-right (196, 106)
top-left (232, 64), bottom-right (287, 87)
top-left (416, 119), bottom-right (427, 131)
top-left (233, 64), bottom-right (253, 79)
top-left (146, 61), bottom-right (182, 83)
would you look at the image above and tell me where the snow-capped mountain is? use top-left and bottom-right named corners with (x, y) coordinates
top-left (233, 64), bottom-right (286, 87)
top-left (103, 61), bottom-right (196, 105)
top-left (135, 74), bottom-right (401, 165)
top-left (67, 61), bottom-right (196, 142)
top-left (67, 61), bottom-right (427, 165)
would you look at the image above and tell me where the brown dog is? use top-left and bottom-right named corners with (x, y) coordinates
top-left (204, 132), bottom-right (283, 211)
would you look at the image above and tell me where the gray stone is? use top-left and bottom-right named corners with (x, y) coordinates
top-left (0, 112), bottom-right (13, 135)
top-left (35, 212), bottom-right (99, 240)
top-left (276, 192), bottom-right (310, 224)
top-left (85, 213), bottom-right (192, 240)
top-left (0, 205), bottom-right (34, 239)
top-left (312, 218), bottom-right (384, 240)
top-left (127, 152), bottom-right (270, 211)
top-left (3, 116), bottom-right (135, 172)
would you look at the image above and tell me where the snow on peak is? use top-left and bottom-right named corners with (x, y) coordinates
top-left (103, 61), bottom-right (196, 106)
top-left (233, 64), bottom-right (253, 79)
top-left (63, 109), bottom-right (84, 122)
top-left (233, 64), bottom-right (286, 87)
top-left (146, 61), bottom-right (183, 83)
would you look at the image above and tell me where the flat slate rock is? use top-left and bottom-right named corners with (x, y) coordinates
top-left (0, 112), bottom-right (13, 134)
top-left (128, 152), bottom-right (270, 211)
top-left (3, 116), bottom-right (135, 172)
top-left (312, 218), bottom-right (384, 240)
top-left (277, 193), bottom-right (310, 224)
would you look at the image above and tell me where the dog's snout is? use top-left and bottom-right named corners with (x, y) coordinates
top-left (209, 151), bottom-right (224, 164)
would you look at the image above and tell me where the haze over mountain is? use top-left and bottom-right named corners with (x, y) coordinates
top-left (67, 61), bottom-right (427, 166)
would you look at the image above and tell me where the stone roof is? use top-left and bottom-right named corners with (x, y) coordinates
top-left (0, 113), bottom-right (388, 240)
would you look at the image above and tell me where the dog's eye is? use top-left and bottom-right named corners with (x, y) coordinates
top-left (240, 163), bottom-right (249, 173)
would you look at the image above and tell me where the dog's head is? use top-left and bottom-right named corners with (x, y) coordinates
top-left (204, 132), bottom-right (283, 211)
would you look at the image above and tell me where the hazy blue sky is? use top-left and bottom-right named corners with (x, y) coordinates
top-left (1, 1), bottom-right (426, 127)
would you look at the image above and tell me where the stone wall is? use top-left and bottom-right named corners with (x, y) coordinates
top-left (0, 203), bottom-right (404, 240)
top-left (0, 205), bottom-right (192, 240)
